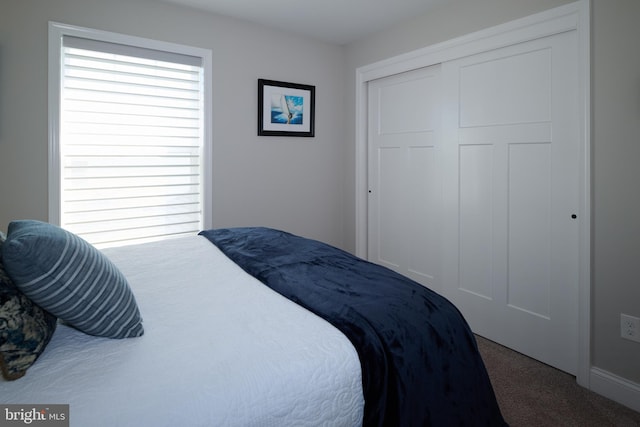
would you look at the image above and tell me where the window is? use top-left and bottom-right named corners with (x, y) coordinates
top-left (49, 23), bottom-right (212, 248)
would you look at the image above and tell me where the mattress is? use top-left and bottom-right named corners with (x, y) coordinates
top-left (1, 236), bottom-right (364, 426)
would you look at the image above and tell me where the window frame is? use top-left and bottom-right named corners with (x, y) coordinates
top-left (48, 21), bottom-right (213, 237)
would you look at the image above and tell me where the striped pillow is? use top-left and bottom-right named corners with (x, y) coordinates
top-left (1, 220), bottom-right (143, 339)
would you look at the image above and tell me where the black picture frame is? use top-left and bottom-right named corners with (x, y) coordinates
top-left (258, 79), bottom-right (315, 137)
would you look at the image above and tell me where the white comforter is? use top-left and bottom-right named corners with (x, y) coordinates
top-left (1, 236), bottom-right (364, 426)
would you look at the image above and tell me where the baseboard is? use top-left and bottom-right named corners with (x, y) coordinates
top-left (590, 367), bottom-right (640, 413)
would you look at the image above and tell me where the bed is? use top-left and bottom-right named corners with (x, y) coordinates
top-left (1, 221), bottom-right (506, 426)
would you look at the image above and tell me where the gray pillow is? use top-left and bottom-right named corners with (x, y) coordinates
top-left (1, 220), bottom-right (143, 339)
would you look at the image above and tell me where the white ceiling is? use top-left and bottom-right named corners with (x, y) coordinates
top-left (158, 0), bottom-right (448, 45)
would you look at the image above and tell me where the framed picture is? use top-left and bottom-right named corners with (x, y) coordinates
top-left (258, 79), bottom-right (315, 137)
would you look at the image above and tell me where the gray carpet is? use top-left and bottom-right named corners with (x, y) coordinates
top-left (476, 335), bottom-right (640, 427)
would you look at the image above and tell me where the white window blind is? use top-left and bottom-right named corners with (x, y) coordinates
top-left (58, 35), bottom-right (206, 249)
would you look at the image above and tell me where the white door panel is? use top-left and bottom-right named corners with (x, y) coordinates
top-left (368, 65), bottom-right (442, 291)
top-left (368, 30), bottom-right (580, 375)
top-left (458, 144), bottom-right (495, 300)
top-left (458, 47), bottom-right (552, 127)
top-left (442, 31), bottom-right (579, 374)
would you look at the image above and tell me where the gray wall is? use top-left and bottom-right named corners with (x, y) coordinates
top-left (343, 0), bottom-right (640, 386)
top-left (591, 0), bottom-right (640, 384)
top-left (0, 0), bottom-right (347, 247)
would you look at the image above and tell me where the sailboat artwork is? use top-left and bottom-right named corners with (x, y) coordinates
top-left (258, 79), bottom-right (314, 137)
top-left (271, 94), bottom-right (304, 125)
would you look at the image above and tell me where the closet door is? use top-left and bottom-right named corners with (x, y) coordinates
top-left (367, 65), bottom-right (442, 292)
top-left (441, 31), bottom-right (580, 374)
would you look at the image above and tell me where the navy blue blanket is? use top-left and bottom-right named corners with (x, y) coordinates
top-left (200, 227), bottom-right (506, 427)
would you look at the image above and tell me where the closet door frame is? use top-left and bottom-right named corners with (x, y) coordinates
top-left (354, 0), bottom-right (590, 386)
